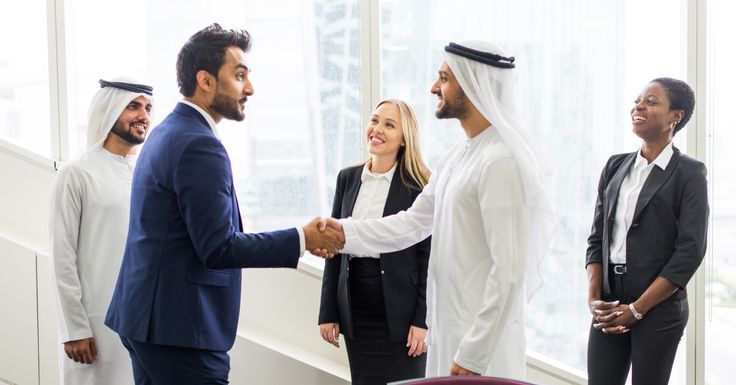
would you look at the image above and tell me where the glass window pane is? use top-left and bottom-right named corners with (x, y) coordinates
top-left (0, 0), bottom-right (51, 157)
top-left (380, 0), bottom-right (685, 376)
top-left (67, 0), bottom-right (361, 237)
top-left (705, 1), bottom-right (736, 384)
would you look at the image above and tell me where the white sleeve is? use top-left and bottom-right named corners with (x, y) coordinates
top-left (49, 166), bottom-right (93, 343)
top-left (453, 157), bottom-right (528, 373)
top-left (340, 171), bottom-right (437, 256)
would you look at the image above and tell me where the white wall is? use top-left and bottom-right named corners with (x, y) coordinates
top-left (0, 147), bottom-right (55, 253)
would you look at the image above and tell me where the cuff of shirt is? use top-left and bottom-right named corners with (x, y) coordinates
top-left (296, 227), bottom-right (306, 257)
top-left (453, 350), bottom-right (488, 377)
top-left (339, 217), bottom-right (357, 255)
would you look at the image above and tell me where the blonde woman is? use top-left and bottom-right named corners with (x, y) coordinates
top-left (318, 100), bottom-right (431, 384)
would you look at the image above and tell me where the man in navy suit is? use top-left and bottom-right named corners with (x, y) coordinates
top-left (105, 24), bottom-right (343, 384)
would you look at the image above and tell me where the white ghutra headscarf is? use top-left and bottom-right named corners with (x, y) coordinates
top-left (444, 41), bottom-right (554, 301)
top-left (86, 77), bottom-right (154, 150)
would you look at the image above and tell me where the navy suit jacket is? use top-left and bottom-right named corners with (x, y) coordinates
top-left (106, 103), bottom-right (300, 351)
top-left (586, 146), bottom-right (708, 300)
top-left (318, 164), bottom-right (430, 342)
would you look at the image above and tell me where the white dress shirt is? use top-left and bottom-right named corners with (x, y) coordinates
top-left (349, 162), bottom-right (396, 259)
top-left (179, 100), bottom-right (305, 254)
top-left (609, 143), bottom-right (674, 264)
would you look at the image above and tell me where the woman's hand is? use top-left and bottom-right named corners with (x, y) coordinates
top-left (406, 325), bottom-right (428, 357)
top-left (593, 303), bottom-right (638, 334)
top-left (319, 322), bottom-right (341, 348)
top-left (589, 299), bottom-right (619, 317)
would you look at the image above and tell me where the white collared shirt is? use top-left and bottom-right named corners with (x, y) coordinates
top-left (350, 162), bottom-right (397, 259)
top-left (178, 100), bottom-right (305, 254)
top-left (609, 143), bottom-right (674, 264)
top-left (180, 100), bottom-right (221, 140)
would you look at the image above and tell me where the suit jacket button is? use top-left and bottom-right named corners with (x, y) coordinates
top-left (381, 270), bottom-right (384, 274)
top-left (632, 223), bottom-right (639, 228)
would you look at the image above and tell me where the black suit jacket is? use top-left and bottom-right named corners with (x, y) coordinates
top-left (318, 164), bottom-right (431, 342)
top-left (586, 146), bottom-right (708, 299)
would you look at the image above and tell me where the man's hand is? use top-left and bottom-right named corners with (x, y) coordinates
top-left (303, 217), bottom-right (344, 258)
top-left (64, 337), bottom-right (97, 364)
top-left (319, 322), bottom-right (341, 348)
top-left (317, 217), bottom-right (343, 233)
top-left (406, 325), bottom-right (428, 357)
top-left (450, 361), bottom-right (479, 376)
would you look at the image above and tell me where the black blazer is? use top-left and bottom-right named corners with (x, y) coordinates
top-left (586, 146), bottom-right (708, 300)
top-left (318, 164), bottom-right (431, 342)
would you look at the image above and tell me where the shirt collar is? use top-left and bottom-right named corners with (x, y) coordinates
top-left (180, 100), bottom-right (221, 140)
top-left (636, 142), bottom-right (673, 170)
top-left (361, 161), bottom-right (397, 183)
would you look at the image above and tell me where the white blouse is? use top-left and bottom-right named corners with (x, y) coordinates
top-left (349, 162), bottom-right (396, 259)
top-left (609, 143), bottom-right (673, 264)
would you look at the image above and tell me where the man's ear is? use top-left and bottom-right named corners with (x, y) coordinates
top-left (196, 70), bottom-right (215, 93)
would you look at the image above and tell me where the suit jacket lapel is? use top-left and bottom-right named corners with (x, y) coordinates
top-left (383, 167), bottom-right (409, 216)
top-left (605, 153), bottom-right (636, 221)
top-left (343, 167), bottom-right (362, 218)
top-left (632, 147), bottom-right (682, 223)
top-left (234, 190), bottom-right (243, 231)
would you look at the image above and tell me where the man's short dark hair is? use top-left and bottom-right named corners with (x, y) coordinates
top-left (176, 23), bottom-right (251, 97)
top-left (651, 77), bottom-right (695, 135)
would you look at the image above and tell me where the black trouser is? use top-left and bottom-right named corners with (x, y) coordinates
top-left (587, 266), bottom-right (688, 385)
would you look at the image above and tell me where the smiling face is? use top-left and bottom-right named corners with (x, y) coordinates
top-left (631, 82), bottom-right (683, 142)
top-left (110, 95), bottom-right (152, 145)
top-left (430, 61), bottom-right (470, 120)
top-left (210, 46), bottom-right (253, 122)
top-left (366, 102), bottom-right (405, 160)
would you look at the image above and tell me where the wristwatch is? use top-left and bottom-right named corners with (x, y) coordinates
top-left (629, 303), bottom-right (644, 320)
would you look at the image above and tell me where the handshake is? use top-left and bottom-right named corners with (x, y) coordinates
top-left (302, 218), bottom-right (345, 258)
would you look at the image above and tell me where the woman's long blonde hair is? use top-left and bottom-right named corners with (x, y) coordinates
top-left (371, 99), bottom-right (431, 189)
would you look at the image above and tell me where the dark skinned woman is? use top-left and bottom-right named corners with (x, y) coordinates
top-left (585, 78), bottom-right (708, 385)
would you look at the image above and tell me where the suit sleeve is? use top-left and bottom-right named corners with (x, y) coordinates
top-left (585, 157), bottom-right (613, 267)
top-left (318, 170), bottom-right (346, 324)
top-left (49, 166), bottom-right (93, 343)
top-left (658, 163), bottom-right (709, 288)
top-left (173, 135), bottom-right (300, 269)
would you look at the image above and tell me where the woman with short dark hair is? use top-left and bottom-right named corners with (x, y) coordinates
top-left (585, 78), bottom-right (708, 385)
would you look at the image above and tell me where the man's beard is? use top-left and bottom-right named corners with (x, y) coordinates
top-left (211, 91), bottom-right (245, 122)
top-left (110, 120), bottom-right (145, 145)
top-left (435, 89), bottom-right (470, 120)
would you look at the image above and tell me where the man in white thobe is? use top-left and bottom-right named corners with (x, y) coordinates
top-left (320, 41), bottom-right (554, 379)
top-left (49, 78), bottom-right (153, 385)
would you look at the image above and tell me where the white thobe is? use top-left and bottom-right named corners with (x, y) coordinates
top-left (342, 126), bottom-right (531, 379)
top-left (50, 147), bottom-right (136, 385)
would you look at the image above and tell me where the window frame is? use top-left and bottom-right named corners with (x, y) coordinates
top-left (0, 0), bottom-right (711, 383)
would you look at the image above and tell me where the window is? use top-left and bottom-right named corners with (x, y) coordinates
top-left (0, 0), bottom-right (51, 157)
top-left (380, 0), bottom-right (686, 375)
top-left (66, 0), bottom-right (361, 238)
top-left (705, 1), bottom-right (736, 384)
